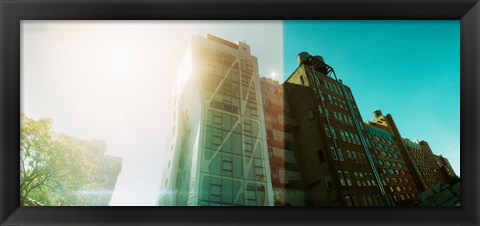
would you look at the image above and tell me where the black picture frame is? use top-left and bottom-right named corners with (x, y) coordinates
top-left (1, 0), bottom-right (478, 225)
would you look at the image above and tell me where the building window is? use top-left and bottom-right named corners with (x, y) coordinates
top-left (355, 135), bottom-right (361, 145)
top-left (211, 184), bottom-right (221, 196)
top-left (325, 174), bottom-right (333, 190)
top-left (360, 173), bottom-right (366, 186)
top-left (213, 135), bottom-right (222, 147)
top-left (337, 148), bottom-right (344, 161)
top-left (338, 171), bottom-right (346, 186)
top-left (345, 132), bottom-right (352, 143)
top-left (345, 171), bottom-right (352, 186)
top-left (324, 125), bottom-right (331, 137)
top-left (340, 131), bottom-right (346, 141)
top-left (354, 172), bottom-right (361, 186)
top-left (349, 133), bottom-right (356, 145)
top-left (222, 160), bottom-right (233, 176)
top-left (330, 147), bottom-right (338, 160)
top-left (330, 127), bottom-right (337, 139)
top-left (346, 150), bottom-right (352, 159)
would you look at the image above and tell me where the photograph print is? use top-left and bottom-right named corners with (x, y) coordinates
top-left (20, 20), bottom-right (460, 206)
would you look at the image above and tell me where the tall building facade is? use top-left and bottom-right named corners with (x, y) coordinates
top-left (282, 52), bottom-right (394, 206)
top-left (259, 77), bottom-right (305, 206)
top-left (159, 34), bottom-right (274, 206)
top-left (366, 111), bottom-right (450, 192)
top-left (365, 112), bottom-right (419, 205)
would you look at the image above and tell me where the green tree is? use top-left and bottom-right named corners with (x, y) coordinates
top-left (20, 113), bottom-right (102, 206)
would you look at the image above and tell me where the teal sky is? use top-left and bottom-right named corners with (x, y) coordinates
top-left (282, 20), bottom-right (460, 175)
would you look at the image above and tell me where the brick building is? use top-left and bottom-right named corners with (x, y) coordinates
top-left (366, 110), bottom-right (451, 193)
top-left (282, 52), bottom-right (394, 206)
top-left (365, 113), bottom-right (419, 205)
top-left (260, 77), bottom-right (304, 206)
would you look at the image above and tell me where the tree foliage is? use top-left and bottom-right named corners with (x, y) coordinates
top-left (20, 113), bottom-right (103, 206)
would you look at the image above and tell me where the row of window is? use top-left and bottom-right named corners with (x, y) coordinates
top-left (328, 94), bottom-right (348, 111)
top-left (411, 152), bottom-right (430, 165)
top-left (323, 124), bottom-right (336, 139)
top-left (423, 176), bottom-right (438, 184)
top-left (316, 105), bottom-right (364, 132)
top-left (320, 77), bottom-right (354, 105)
top-left (417, 165), bottom-right (437, 176)
top-left (333, 111), bottom-right (355, 127)
top-left (403, 140), bottom-right (423, 152)
top-left (336, 170), bottom-right (378, 188)
top-left (393, 193), bottom-right (416, 202)
top-left (323, 79), bottom-right (344, 97)
top-left (204, 127), bottom-right (264, 158)
top-left (376, 150), bottom-right (400, 159)
top-left (368, 140), bottom-right (397, 153)
top-left (311, 75), bottom-right (361, 121)
top-left (389, 176), bottom-right (411, 184)
top-left (378, 160), bottom-right (404, 169)
top-left (205, 55), bottom-right (253, 76)
top-left (201, 175), bottom-right (265, 206)
top-left (380, 167), bottom-right (408, 176)
top-left (339, 130), bottom-right (362, 145)
top-left (328, 147), bottom-right (369, 165)
top-left (366, 131), bottom-right (394, 144)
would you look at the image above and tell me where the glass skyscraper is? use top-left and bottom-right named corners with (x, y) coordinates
top-left (159, 34), bottom-right (274, 206)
